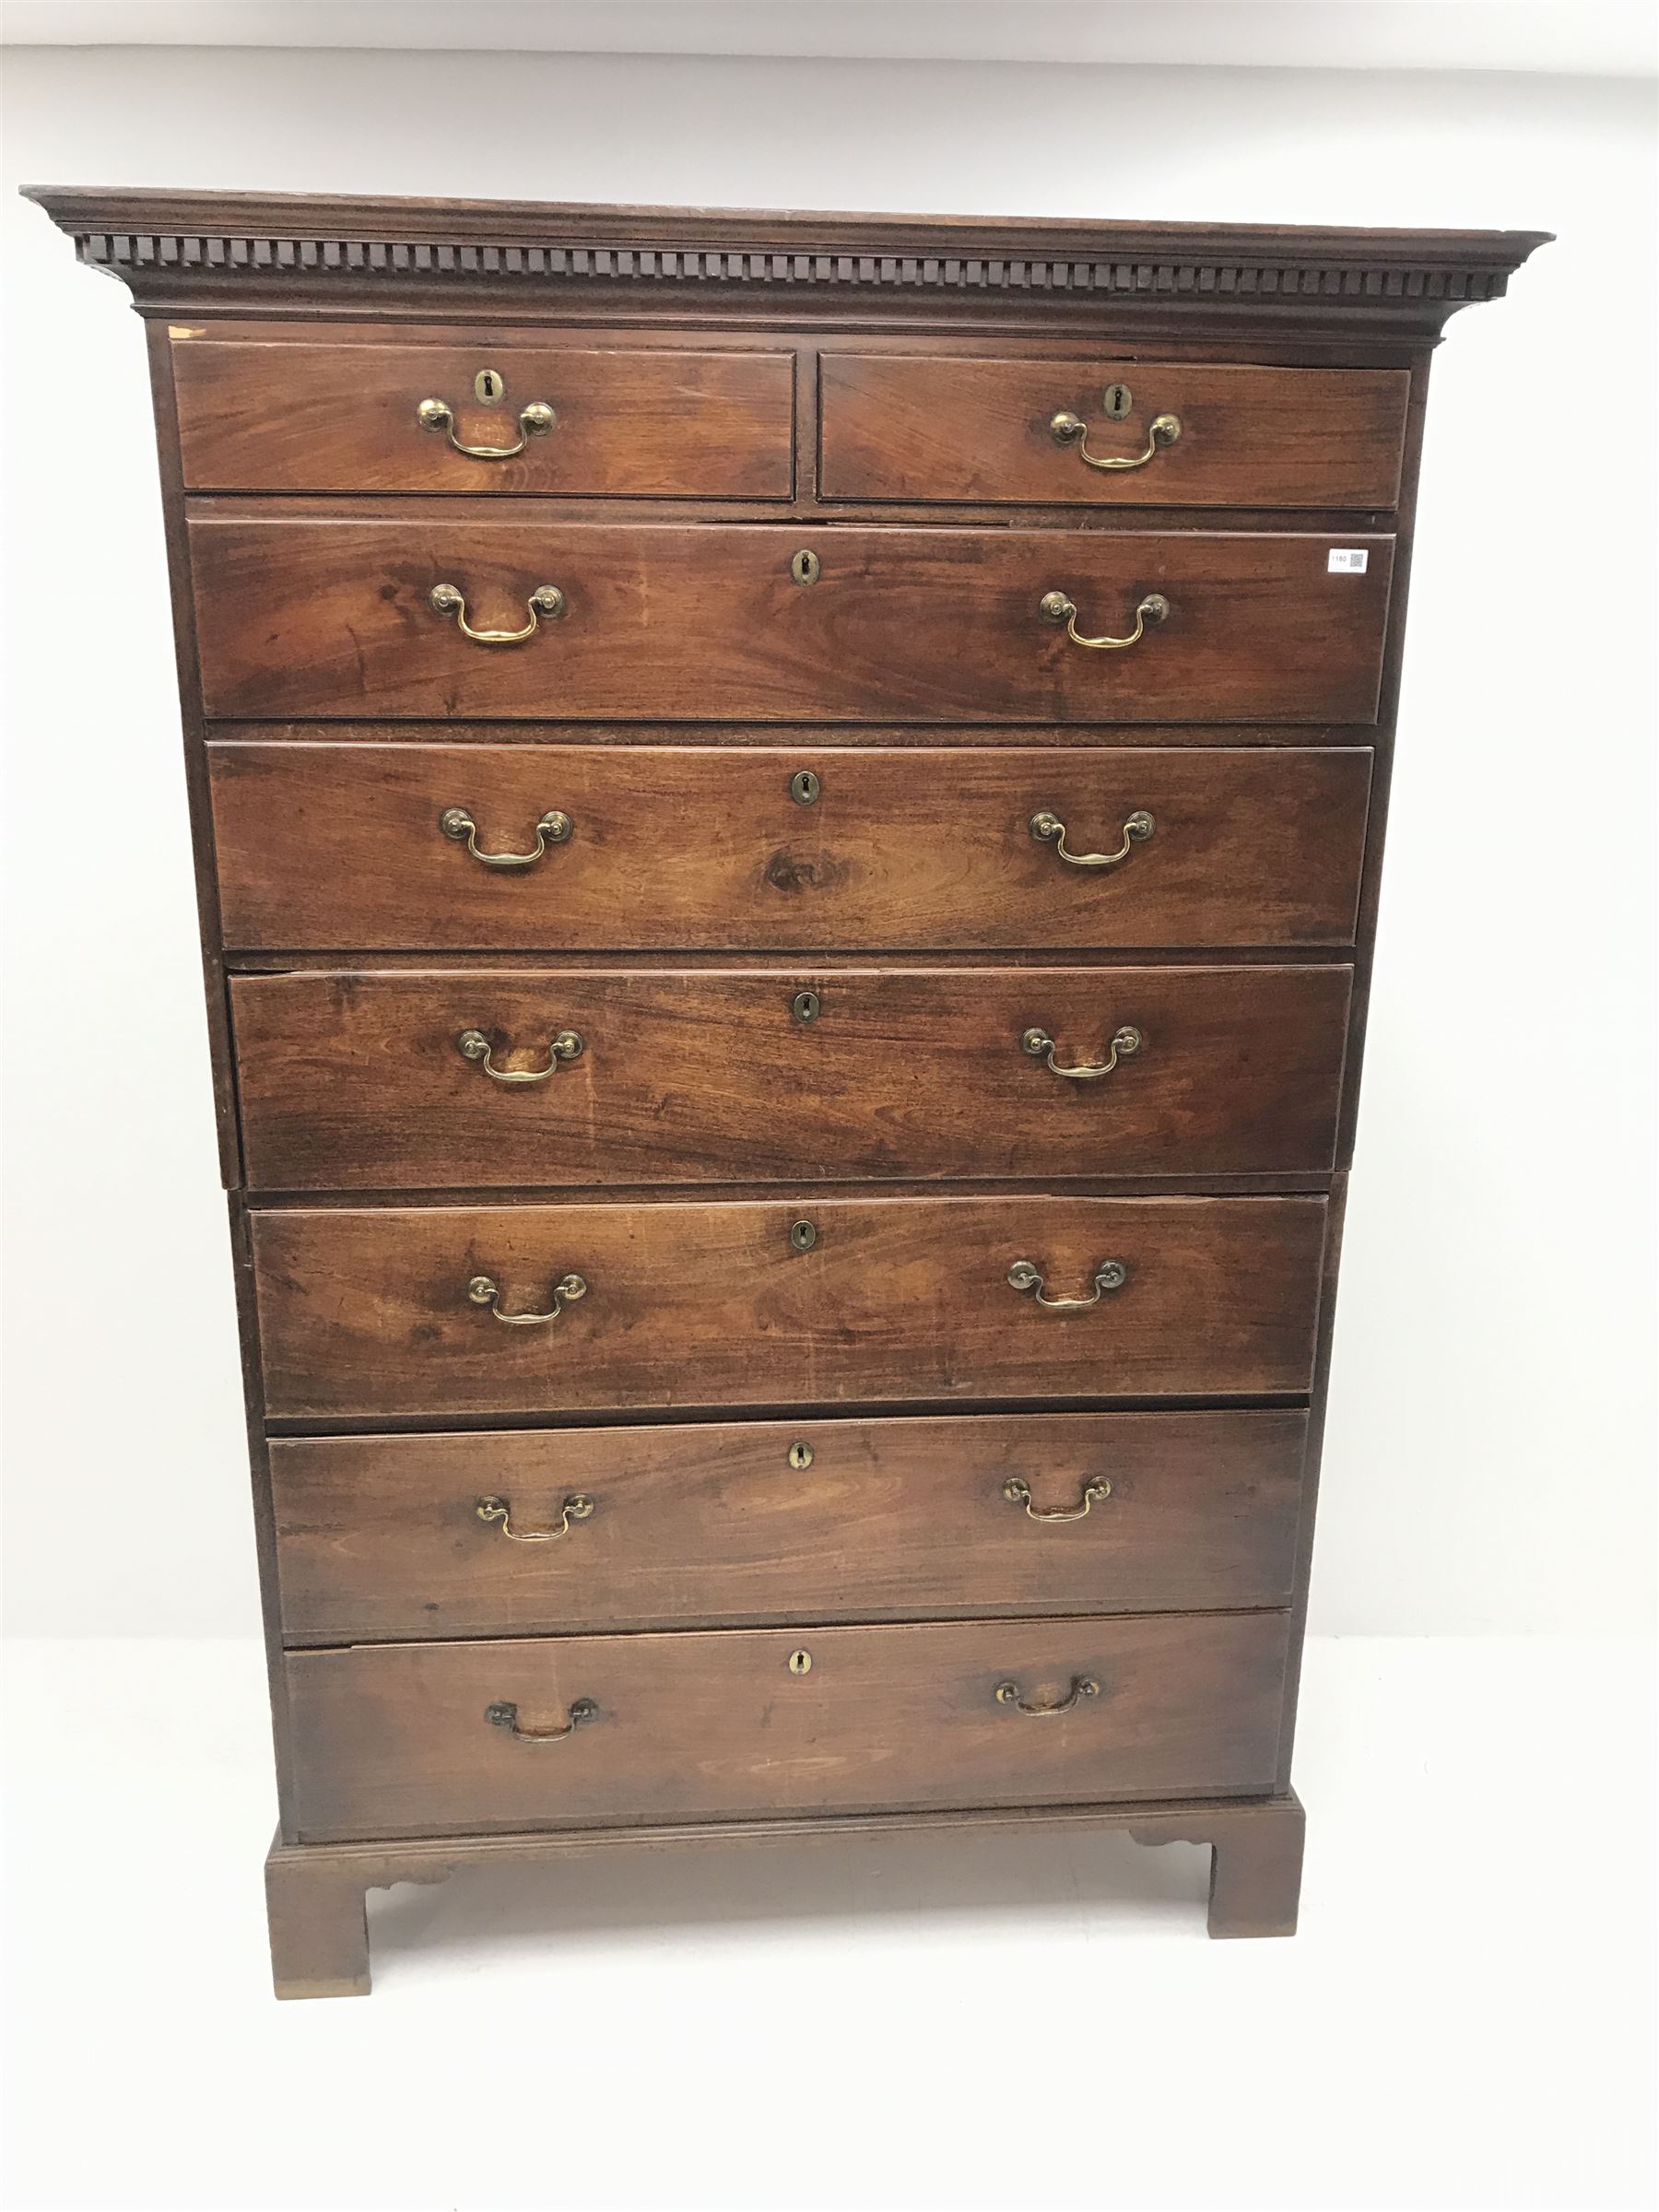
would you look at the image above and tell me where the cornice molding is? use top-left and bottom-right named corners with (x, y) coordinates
top-left (23, 188), bottom-right (1550, 331)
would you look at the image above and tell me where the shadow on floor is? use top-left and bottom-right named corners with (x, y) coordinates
top-left (368, 1822), bottom-right (1215, 1973)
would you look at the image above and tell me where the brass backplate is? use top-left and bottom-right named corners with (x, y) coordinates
top-left (474, 368), bottom-right (505, 405)
top-left (787, 1649), bottom-right (813, 1676)
top-left (787, 1440), bottom-right (815, 1469)
top-left (790, 768), bottom-right (821, 806)
top-left (1102, 381), bottom-right (1134, 419)
top-left (791, 547), bottom-right (821, 586)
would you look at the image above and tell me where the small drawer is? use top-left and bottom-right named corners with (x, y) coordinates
top-left (171, 335), bottom-right (794, 497)
top-left (188, 519), bottom-right (1395, 724)
top-left (208, 742), bottom-right (1373, 953)
top-left (820, 355), bottom-right (1409, 507)
top-left (284, 1611), bottom-right (1293, 1840)
top-left (250, 1194), bottom-right (1328, 1420)
top-left (229, 963), bottom-right (1352, 1190)
top-left (271, 1410), bottom-right (1309, 1643)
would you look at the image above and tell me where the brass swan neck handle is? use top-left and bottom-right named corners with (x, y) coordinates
top-left (418, 395), bottom-right (556, 459)
top-left (1021, 1024), bottom-right (1142, 1082)
top-left (1006, 1259), bottom-right (1129, 1311)
top-left (1040, 589), bottom-right (1169, 651)
top-left (475, 1494), bottom-right (595, 1543)
top-left (1049, 407), bottom-right (1182, 472)
top-left (994, 1677), bottom-right (1100, 1716)
top-left (429, 581), bottom-right (565, 644)
top-left (1030, 807), bottom-right (1155, 870)
top-left (1002, 1476), bottom-right (1112, 1523)
top-left (485, 1698), bottom-right (597, 1743)
top-left (440, 806), bottom-right (572, 869)
top-left (467, 1272), bottom-right (588, 1325)
top-left (457, 1029), bottom-right (584, 1085)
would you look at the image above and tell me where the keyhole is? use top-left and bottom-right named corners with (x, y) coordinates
top-left (787, 1650), bottom-right (813, 1676)
top-left (789, 769), bottom-right (820, 806)
top-left (791, 548), bottom-right (820, 586)
top-left (789, 1219), bottom-right (818, 1253)
top-left (787, 1440), bottom-right (815, 1470)
top-left (475, 368), bottom-right (505, 406)
top-left (792, 990), bottom-right (820, 1023)
top-left (1103, 382), bottom-right (1133, 420)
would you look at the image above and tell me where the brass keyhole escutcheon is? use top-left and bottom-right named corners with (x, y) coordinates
top-left (474, 368), bottom-right (505, 406)
top-left (790, 769), bottom-right (821, 806)
top-left (788, 1649), bottom-right (813, 1676)
top-left (792, 989), bottom-right (820, 1023)
top-left (1102, 381), bottom-right (1134, 419)
top-left (791, 547), bottom-right (821, 586)
top-left (787, 1440), bottom-right (815, 1470)
top-left (789, 1219), bottom-right (818, 1253)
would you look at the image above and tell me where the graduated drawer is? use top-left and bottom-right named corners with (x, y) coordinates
top-left (230, 964), bottom-right (1352, 1189)
top-left (188, 520), bottom-right (1394, 724)
top-left (250, 1194), bottom-right (1328, 1419)
top-left (820, 355), bottom-right (1408, 507)
top-left (209, 742), bottom-right (1372, 952)
top-left (284, 1611), bottom-right (1293, 1840)
top-left (272, 1410), bottom-right (1309, 1643)
top-left (171, 335), bottom-right (794, 497)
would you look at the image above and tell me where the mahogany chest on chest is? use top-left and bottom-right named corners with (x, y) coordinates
top-left (28, 189), bottom-right (1545, 1994)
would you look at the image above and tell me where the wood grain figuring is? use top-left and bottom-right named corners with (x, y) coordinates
top-left (171, 337), bottom-right (794, 496)
top-left (820, 357), bottom-right (1409, 507)
top-left (270, 1410), bottom-right (1309, 1642)
top-left (229, 964), bottom-right (1352, 1189)
top-left (284, 1610), bottom-right (1293, 1840)
top-left (208, 742), bottom-right (1373, 952)
top-left (187, 520), bottom-right (1396, 724)
top-left (250, 1194), bottom-right (1328, 1418)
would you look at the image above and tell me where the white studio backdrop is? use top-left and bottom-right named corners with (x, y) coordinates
top-left (1, 41), bottom-right (1653, 1640)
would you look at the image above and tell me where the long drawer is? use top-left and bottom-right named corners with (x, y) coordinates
top-left (188, 521), bottom-right (1394, 723)
top-left (284, 1611), bottom-right (1293, 1840)
top-left (819, 355), bottom-right (1409, 507)
top-left (271, 1411), bottom-right (1309, 1642)
top-left (250, 1194), bottom-right (1328, 1418)
top-left (171, 335), bottom-right (796, 497)
top-left (208, 742), bottom-right (1373, 952)
top-left (231, 964), bottom-right (1350, 1189)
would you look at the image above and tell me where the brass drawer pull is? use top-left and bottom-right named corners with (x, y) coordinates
top-left (440, 806), bottom-right (572, 868)
top-left (476, 1493), bottom-right (594, 1543)
top-left (1002, 1476), bottom-right (1112, 1523)
top-left (1049, 407), bottom-right (1181, 472)
top-left (1021, 1024), bottom-right (1142, 1081)
top-left (485, 1697), bottom-right (597, 1743)
top-left (429, 581), bottom-right (565, 644)
top-left (417, 395), bottom-right (555, 459)
top-left (994, 1676), bottom-right (1100, 1716)
top-left (1006, 1258), bottom-right (1128, 1310)
top-left (467, 1271), bottom-right (587, 1325)
top-left (1030, 807), bottom-right (1155, 869)
top-left (1040, 589), bottom-right (1169, 651)
top-left (457, 1029), bottom-right (584, 1084)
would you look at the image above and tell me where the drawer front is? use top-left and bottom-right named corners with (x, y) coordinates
top-left (251, 1194), bottom-right (1327, 1418)
top-left (209, 742), bottom-right (1372, 952)
top-left (821, 356), bottom-right (1409, 508)
top-left (171, 337), bottom-right (794, 497)
top-left (231, 964), bottom-right (1351, 1189)
top-left (285, 1611), bottom-right (1292, 1839)
top-left (189, 521), bottom-right (1394, 724)
top-left (271, 1410), bottom-right (1309, 1642)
